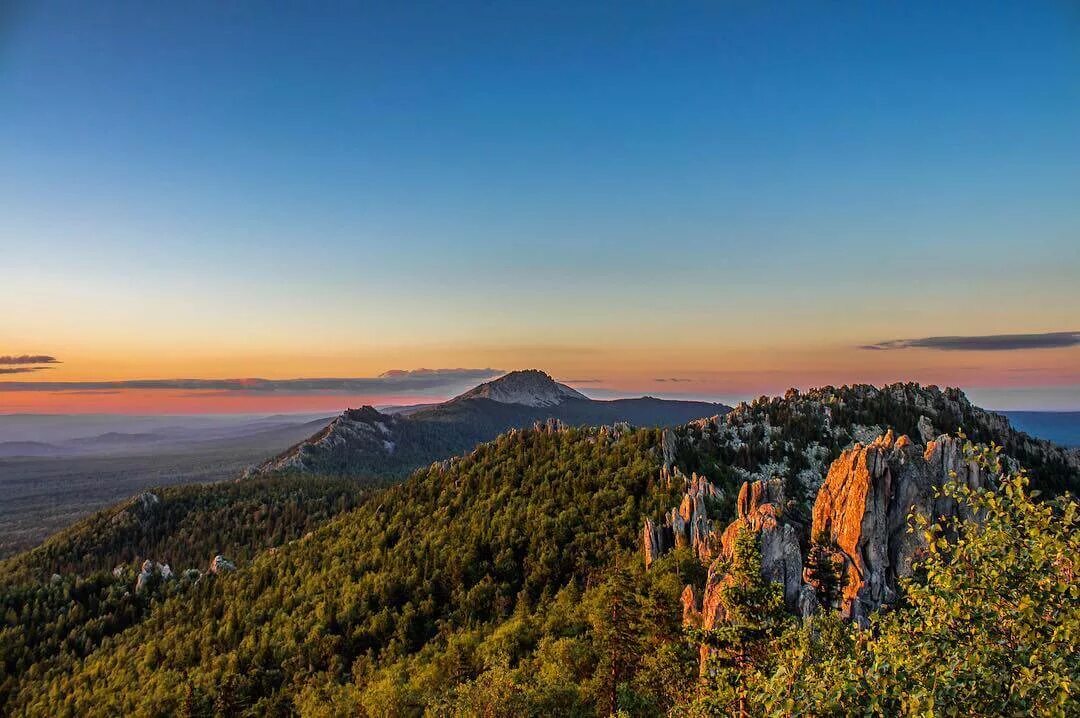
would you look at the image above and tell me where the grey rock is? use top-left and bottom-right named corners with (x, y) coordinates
top-left (811, 430), bottom-right (987, 622)
top-left (661, 428), bottom-right (677, 471)
top-left (209, 555), bottom-right (236, 574)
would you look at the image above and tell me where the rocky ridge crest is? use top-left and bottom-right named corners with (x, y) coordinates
top-left (648, 422), bottom-right (1011, 669)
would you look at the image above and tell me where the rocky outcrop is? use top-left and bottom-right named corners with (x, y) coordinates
top-left (671, 382), bottom-right (1078, 513)
top-left (917, 415), bottom-right (936, 445)
top-left (209, 555), bottom-right (236, 574)
top-left (642, 469), bottom-right (722, 569)
top-left (139, 491), bottom-right (159, 507)
top-left (810, 430), bottom-right (987, 622)
top-left (253, 407), bottom-right (405, 476)
top-left (135, 560), bottom-right (173, 592)
top-left (108, 491), bottom-right (162, 530)
top-left (680, 477), bottom-right (804, 670)
top-left (661, 429), bottom-right (677, 471)
top-left (533, 417), bottom-right (568, 434)
top-left (642, 517), bottom-right (669, 570)
top-left (680, 585), bottom-right (700, 627)
top-left (716, 479), bottom-right (803, 611)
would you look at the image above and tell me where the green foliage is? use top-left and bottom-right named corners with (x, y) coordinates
top-left (763, 458), bottom-right (1080, 716)
top-left (0, 475), bottom-right (368, 712)
top-left (0, 475), bottom-right (369, 584)
top-left (680, 383), bottom-right (1079, 509)
top-left (803, 533), bottom-right (845, 610)
top-left (2, 421), bottom-right (1077, 717)
top-left (685, 526), bottom-right (791, 717)
top-left (5, 426), bottom-right (680, 716)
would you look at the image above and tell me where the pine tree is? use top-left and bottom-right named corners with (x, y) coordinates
top-left (804, 533), bottom-right (845, 610)
top-left (213, 674), bottom-right (237, 718)
top-left (181, 683), bottom-right (200, 718)
top-left (595, 562), bottom-right (643, 716)
top-left (691, 525), bottom-right (791, 717)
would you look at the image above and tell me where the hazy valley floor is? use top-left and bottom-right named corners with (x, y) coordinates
top-left (0, 422), bottom-right (328, 558)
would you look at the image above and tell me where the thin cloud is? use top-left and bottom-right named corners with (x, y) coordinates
top-left (860, 331), bottom-right (1080, 352)
top-left (54, 389), bottom-right (122, 395)
top-left (655, 377), bottom-right (694, 383)
top-left (0, 367), bottom-right (53, 375)
top-left (0, 368), bottom-right (504, 393)
top-left (0, 355), bottom-right (60, 365)
top-left (378, 368), bottom-right (500, 379)
top-left (561, 378), bottom-right (603, 384)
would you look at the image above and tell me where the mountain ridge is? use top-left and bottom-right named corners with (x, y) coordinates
top-left (250, 369), bottom-right (730, 478)
top-left (448, 369), bottom-right (589, 407)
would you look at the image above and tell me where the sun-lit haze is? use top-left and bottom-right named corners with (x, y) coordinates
top-left (2, 1), bottom-right (1079, 413)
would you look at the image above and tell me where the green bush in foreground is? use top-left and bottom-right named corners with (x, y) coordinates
top-left (762, 451), bottom-right (1078, 716)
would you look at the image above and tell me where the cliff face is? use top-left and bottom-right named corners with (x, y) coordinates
top-left (698, 478), bottom-right (803, 620)
top-left (719, 479), bottom-right (804, 610)
top-left (676, 476), bottom-right (804, 670)
top-left (651, 424), bottom-right (1009, 671)
top-left (810, 429), bottom-right (986, 622)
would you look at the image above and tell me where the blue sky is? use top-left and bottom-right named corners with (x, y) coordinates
top-left (2, 1), bottom-right (1079, 411)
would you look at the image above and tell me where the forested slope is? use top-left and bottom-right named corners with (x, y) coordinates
top-left (5, 425), bottom-right (678, 715)
top-left (2, 383), bottom-right (1077, 717)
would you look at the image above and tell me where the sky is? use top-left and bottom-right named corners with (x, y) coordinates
top-left (2, 1), bottom-right (1079, 413)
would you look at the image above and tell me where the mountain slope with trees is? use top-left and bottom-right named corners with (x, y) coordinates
top-left (252, 370), bottom-right (729, 479)
top-left (1, 383), bottom-right (1076, 717)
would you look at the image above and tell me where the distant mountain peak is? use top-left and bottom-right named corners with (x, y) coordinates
top-left (248, 371), bottom-right (725, 479)
top-left (452, 369), bottom-right (589, 407)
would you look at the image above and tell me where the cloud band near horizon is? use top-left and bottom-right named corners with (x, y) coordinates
top-left (0, 355), bottom-right (60, 364)
top-left (860, 331), bottom-right (1080, 352)
top-left (0, 368), bottom-right (504, 393)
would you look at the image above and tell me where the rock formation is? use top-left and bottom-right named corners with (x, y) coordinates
top-left (135, 560), bottom-right (173, 592)
top-left (209, 555), bottom-right (236, 574)
top-left (680, 477), bottom-right (804, 669)
top-left (661, 428), bottom-right (676, 471)
top-left (810, 430), bottom-right (987, 622)
top-left (670, 382), bottom-right (1078, 511)
top-left (694, 479), bottom-right (804, 618)
top-left (642, 468), bottom-right (722, 569)
top-left (641, 517), bottom-right (669, 570)
top-left (917, 415), bottom-right (936, 445)
top-left (732, 480), bottom-right (803, 610)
